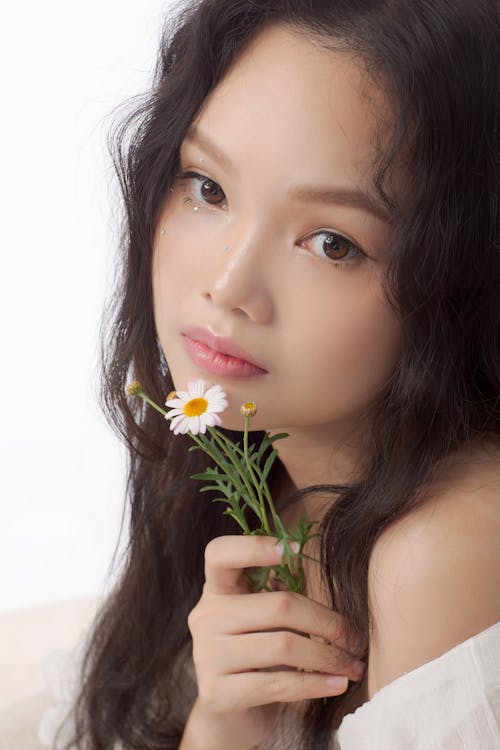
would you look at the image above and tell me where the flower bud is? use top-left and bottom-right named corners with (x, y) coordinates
top-left (165, 390), bottom-right (178, 404)
top-left (240, 402), bottom-right (257, 418)
top-left (127, 380), bottom-right (142, 396)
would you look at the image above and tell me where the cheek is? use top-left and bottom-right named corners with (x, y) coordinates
top-left (152, 219), bottom-right (193, 317)
top-left (295, 281), bottom-right (402, 401)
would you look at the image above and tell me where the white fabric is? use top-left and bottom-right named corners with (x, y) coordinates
top-left (38, 620), bottom-right (500, 748)
top-left (333, 620), bottom-right (500, 749)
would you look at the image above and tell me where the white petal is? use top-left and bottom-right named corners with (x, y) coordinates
top-left (176, 417), bottom-right (191, 435)
top-left (165, 398), bottom-right (183, 407)
top-left (164, 408), bottom-right (184, 418)
top-left (170, 415), bottom-right (184, 433)
top-left (178, 416), bottom-right (192, 434)
top-left (209, 394), bottom-right (228, 405)
top-left (188, 379), bottom-right (206, 397)
top-left (209, 401), bottom-right (228, 413)
top-left (190, 416), bottom-right (201, 434)
top-left (204, 384), bottom-right (227, 400)
top-left (202, 413), bottom-right (217, 426)
top-left (175, 390), bottom-right (190, 402)
top-left (206, 392), bottom-right (228, 406)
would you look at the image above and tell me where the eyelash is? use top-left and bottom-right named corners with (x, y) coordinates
top-left (173, 170), bottom-right (367, 269)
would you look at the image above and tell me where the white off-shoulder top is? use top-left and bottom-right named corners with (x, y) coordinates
top-left (332, 620), bottom-right (500, 749)
top-left (38, 620), bottom-right (500, 749)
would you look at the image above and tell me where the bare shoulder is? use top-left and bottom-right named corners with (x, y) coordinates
top-left (366, 434), bottom-right (500, 698)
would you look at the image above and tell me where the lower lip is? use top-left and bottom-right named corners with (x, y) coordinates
top-left (182, 335), bottom-right (268, 377)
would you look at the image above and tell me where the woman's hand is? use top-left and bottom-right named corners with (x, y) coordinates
top-left (185, 534), bottom-right (366, 750)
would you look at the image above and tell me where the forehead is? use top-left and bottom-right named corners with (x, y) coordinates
top-left (190, 23), bottom-right (393, 190)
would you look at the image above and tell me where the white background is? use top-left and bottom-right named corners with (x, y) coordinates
top-left (1, 0), bottom-right (178, 612)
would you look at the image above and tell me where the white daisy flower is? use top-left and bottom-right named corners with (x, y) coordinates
top-left (164, 379), bottom-right (228, 435)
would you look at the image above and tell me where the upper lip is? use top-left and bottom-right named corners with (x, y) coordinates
top-left (182, 325), bottom-right (268, 371)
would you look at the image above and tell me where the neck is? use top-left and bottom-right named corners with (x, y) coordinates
top-left (269, 415), bottom-right (373, 499)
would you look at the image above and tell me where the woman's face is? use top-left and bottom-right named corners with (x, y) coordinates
top-left (152, 23), bottom-right (402, 473)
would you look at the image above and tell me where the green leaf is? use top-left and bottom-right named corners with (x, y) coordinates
top-left (268, 432), bottom-right (290, 443)
top-left (255, 434), bottom-right (272, 464)
top-left (260, 449), bottom-right (278, 484)
top-left (222, 508), bottom-right (251, 533)
top-left (202, 440), bottom-right (246, 490)
top-left (189, 470), bottom-right (221, 481)
top-left (198, 485), bottom-right (226, 493)
top-left (245, 565), bottom-right (273, 592)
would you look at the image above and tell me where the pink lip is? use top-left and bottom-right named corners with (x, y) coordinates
top-left (181, 326), bottom-right (267, 375)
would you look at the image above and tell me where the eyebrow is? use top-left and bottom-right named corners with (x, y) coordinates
top-left (184, 125), bottom-right (391, 224)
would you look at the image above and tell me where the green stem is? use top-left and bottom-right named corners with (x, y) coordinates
top-left (207, 426), bottom-right (269, 531)
top-left (213, 429), bottom-right (280, 526)
top-left (192, 433), bottom-right (256, 507)
top-left (138, 391), bottom-right (167, 417)
top-left (225, 508), bottom-right (252, 534)
top-left (257, 477), bottom-right (299, 577)
top-left (186, 433), bottom-right (260, 528)
top-left (138, 391), bottom-right (253, 510)
top-left (242, 416), bottom-right (271, 533)
top-left (209, 426), bottom-right (298, 573)
top-left (134, 387), bottom-right (301, 584)
top-left (210, 428), bottom-right (271, 512)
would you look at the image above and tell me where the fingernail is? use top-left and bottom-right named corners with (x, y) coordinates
top-left (353, 660), bottom-right (366, 678)
top-left (324, 675), bottom-right (348, 693)
top-left (275, 540), bottom-right (300, 557)
top-left (275, 540), bottom-right (285, 556)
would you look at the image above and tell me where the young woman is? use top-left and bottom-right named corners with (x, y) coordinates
top-left (45, 0), bottom-right (500, 748)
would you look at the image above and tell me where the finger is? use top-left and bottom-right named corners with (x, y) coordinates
top-left (204, 535), bottom-right (291, 595)
top-left (205, 670), bottom-right (349, 713)
top-left (217, 590), bottom-right (356, 656)
top-left (217, 631), bottom-right (365, 682)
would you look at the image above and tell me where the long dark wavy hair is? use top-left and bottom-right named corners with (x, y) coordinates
top-left (59, 0), bottom-right (499, 748)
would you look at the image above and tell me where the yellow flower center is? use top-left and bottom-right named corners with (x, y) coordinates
top-left (184, 397), bottom-right (208, 417)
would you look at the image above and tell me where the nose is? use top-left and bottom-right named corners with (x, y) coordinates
top-left (202, 230), bottom-right (275, 323)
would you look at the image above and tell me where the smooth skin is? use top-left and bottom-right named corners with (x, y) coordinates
top-left (152, 23), bottom-right (401, 491)
top-left (183, 535), bottom-right (365, 750)
top-left (153, 22), bottom-right (500, 747)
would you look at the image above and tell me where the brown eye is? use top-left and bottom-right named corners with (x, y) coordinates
top-left (175, 171), bottom-right (226, 206)
top-left (322, 233), bottom-right (351, 261)
top-left (199, 177), bottom-right (225, 205)
top-left (302, 230), bottom-right (363, 265)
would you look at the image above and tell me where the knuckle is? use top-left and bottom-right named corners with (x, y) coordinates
top-left (318, 644), bottom-right (338, 673)
top-left (187, 602), bottom-right (207, 631)
top-left (325, 619), bottom-right (347, 649)
top-left (204, 537), bottom-right (221, 566)
top-left (275, 630), bottom-right (295, 656)
top-left (273, 591), bottom-right (296, 619)
top-left (186, 606), bottom-right (199, 631)
top-left (187, 600), bottom-right (214, 634)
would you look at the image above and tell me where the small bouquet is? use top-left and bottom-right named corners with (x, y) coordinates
top-left (127, 378), bottom-right (319, 593)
